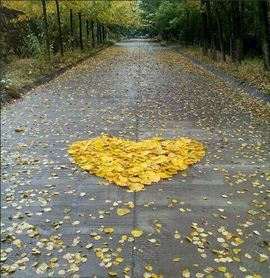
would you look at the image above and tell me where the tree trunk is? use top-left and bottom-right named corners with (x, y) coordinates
top-left (55, 0), bottom-right (63, 56)
top-left (211, 39), bottom-right (217, 61)
top-left (96, 22), bottom-right (98, 44)
top-left (258, 0), bottom-right (270, 70)
top-left (101, 24), bottom-right (104, 43)
top-left (230, 3), bottom-right (235, 62)
top-left (239, 0), bottom-right (245, 59)
top-left (235, 1), bottom-right (243, 62)
top-left (102, 24), bottom-right (105, 42)
top-left (41, 0), bottom-right (50, 58)
top-left (96, 22), bottom-right (100, 44)
top-left (215, 3), bottom-right (225, 61)
top-left (86, 19), bottom-right (89, 45)
top-left (186, 10), bottom-right (190, 45)
top-left (91, 20), bottom-right (95, 47)
top-left (185, 0), bottom-right (190, 45)
top-left (206, 0), bottom-right (216, 60)
top-left (201, 0), bottom-right (208, 56)
top-left (99, 23), bottom-right (103, 43)
top-left (78, 12), bottom-right (83, 50)
top-left (231, 1), bottom-right (243, 63)
top-left (70, 9), bottom-right (74, 49)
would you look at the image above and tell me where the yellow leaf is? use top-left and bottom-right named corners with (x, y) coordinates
top-left (182, 269), bottom-right (191, 277)
top-left (104, 227), bottom-right (114, 233)
top-left (131, 229), bottom-right (144, 238)
top-left (259, 254), bottom-right (268, 263)
top-left (109, 271), bottom-right (118, 276)
top-left (145, 264), bottom-right (153, 271)
top-left (116, 208), bottom-right (130, 216)
top-left (218, 266), bottom-right (226, 273)
top-left (115, 257), bottom-right (124, 263)
top-left (129, 183), bottom-right (144, 192)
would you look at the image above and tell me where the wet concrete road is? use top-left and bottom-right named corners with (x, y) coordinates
top-left (1, 40), bottom-right (270, 277)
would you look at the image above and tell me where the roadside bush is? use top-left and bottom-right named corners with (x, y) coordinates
top-left (27, 33), bottom-right (46, 72)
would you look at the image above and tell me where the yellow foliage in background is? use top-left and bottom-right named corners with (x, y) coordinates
top-left (68, 135), bottom-right (205, 192)
top-left (3, 0), bottom-right (141, 28)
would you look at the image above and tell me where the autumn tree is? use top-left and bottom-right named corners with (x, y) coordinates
top-left (2, 0), bottom-right (141, 58)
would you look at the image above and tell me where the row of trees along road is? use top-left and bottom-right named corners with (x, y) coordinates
top-left (1, 1), bottom-right (140, 59)
top-left (140, 0), bottom-right (270, 70)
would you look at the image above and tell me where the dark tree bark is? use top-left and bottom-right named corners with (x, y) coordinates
top-left (229, 14), bottom-right (234, 60)
top-left (230, 2), bottom-right (235, 62)
top-left (55, 0), bottom-right (63, 56)
top-left (201, 0), bottom-right (208, 56)
top-left (206, 0), bottom-right (216, 60)
top-left (96, 22), bottom-right (98, 44)
top-left (99, 23), bottom-right (103, 43)
top-left (102, 24), bottom-right (105, 42)
top-left (78, 12), bottom-right (83, 50)
top-left (91, 20), bottom-right (95, 47)
top-left (215, 2), bottom-right (225, 61)
top-left (186, 10), bottom-right (190, 45)
top-left (70, 9), bottom-right (74, 48)
top-left (96, 22), bottom-right (100, 44)
top-left (258, 0), bottom-right (270, 70)
top-left (41, 0), bottom-right (50, 58)
top-left (239, 0), bottom-right (245, 59)
top-left (230, 1), bottom-right (243, 63)
top-left (184, 0), bottom-right (190, 45)
top-left (86, 19), bottom-right (89, 45)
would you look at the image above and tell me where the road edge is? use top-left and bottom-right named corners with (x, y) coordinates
top-left (2, 43), bottom-right (112, 107)
top-left (171, 46), bottom-right (270, 104)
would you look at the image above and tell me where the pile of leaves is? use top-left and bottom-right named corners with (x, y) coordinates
top-left (68, 135), bottom-right (205, 191)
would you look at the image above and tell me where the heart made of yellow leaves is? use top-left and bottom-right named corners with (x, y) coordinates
top-left (68, 135), bottom-right (205, 192)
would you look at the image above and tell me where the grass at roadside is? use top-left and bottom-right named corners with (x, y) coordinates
top-left (1, 44), bottom-right (111, 104)
top-left (178, 46), bottom-right (270, 95)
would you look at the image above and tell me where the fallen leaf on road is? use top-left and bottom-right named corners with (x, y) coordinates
top-left (131, 229), bottom-right (144, 237)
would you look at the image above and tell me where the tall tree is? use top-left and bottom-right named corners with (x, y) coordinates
top-left (99, 22), bottom-right (103, 43)
top-left (91, 20), bottom-right (95, 47)
top-left (70, 9), bottom-right (74, 49)
top-left (201, 0), bottom-right (208, 56)
top-left (258, 0), bottom-right (270, 70)
top-left (214, 1), bottom-right (225, 61)
top-left (96, 22), bottom-right (100, 44)
top-left (41, 0), bottom-right (50, 58)
top-left (78, 11), bottom-right (83, 50)
top-left (230, 0), bottom-right (243, 63)
top-left (55, 0), bottom-right (63, 56)
top-left (86, 19), bottom-right (89, 45)
top-left (102, 24), bottom-right (105, 42)
top-left (206, 0), bottom-right (216, 60)
top-left (184, 0), bottom-right (190, 45)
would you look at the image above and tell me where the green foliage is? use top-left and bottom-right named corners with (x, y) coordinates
top-left (27, 33), bottom-right (46, 62)
top-left (139, 0), bottom-right (202, 40)
top-left (154, 1), bottom-right (180, 35)
top-left (27, 33), bottom-right (47, 72)
top-left (139, 0), bottom-right (269, 62)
